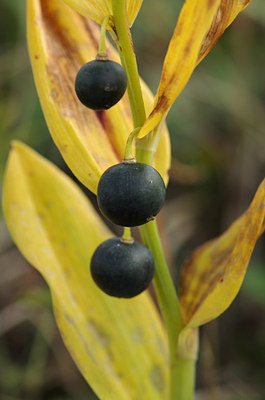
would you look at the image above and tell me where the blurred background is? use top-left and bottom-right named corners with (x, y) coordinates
top-left (0, 0), bottom-right (265, 399)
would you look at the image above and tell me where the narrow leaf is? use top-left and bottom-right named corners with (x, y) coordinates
top-left (179, 179), bottom-right (265, 328)
top-left (138, 0), bottom-right (253, 138)
top-left (138, 0), bottom-right (221, 138)
top-left (27, 0), bottom-right (170, 194)
top-left (3, 142), bottom-right (168, 400)
top-left (198, 0), bottom-right (253, 62)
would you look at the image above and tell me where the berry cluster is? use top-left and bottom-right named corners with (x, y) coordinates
top-left (75, 55), bottom-right (166, 298)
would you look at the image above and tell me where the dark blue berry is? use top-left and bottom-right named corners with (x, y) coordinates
top-left (75, 59), bottom-right (127, 110)
top-left (90, 238), bottom-right (155, 298)
top-left (97, 162), bottom-right (166, 227)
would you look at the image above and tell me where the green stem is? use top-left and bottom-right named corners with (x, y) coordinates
top-left (111, 0), bottom-right (146, 127)
top-left (136, 122), bottom-right (163, 165)
top-left (111, 2), bottom-right (189, 399)
top-left (172, 359), bottom-right (196, 400)
top-left (171, 328), bottom-right (198, 400)
top-left (140, 220), bottom-right (184, 399)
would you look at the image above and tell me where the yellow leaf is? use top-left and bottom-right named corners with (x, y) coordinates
top-left (179, 179), bottom-right (265, 328)
top-left (61, 0), bottom-right (111, 27)
top-left (198, 0), bottom-right (253, 62)
top-left (3, 141), bottom-right (168, 400)
top-left (27, 0), bottom-right (170, 194)
top-left (138, 0), bottom-right (253, 138)
top-left (61, 0), bottom-right (143, 27)
top-left (138, 0), bottom-right (221, 138)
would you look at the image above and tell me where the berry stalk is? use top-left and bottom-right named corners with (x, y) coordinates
top-left (97, 16), bottom-right (109, 58)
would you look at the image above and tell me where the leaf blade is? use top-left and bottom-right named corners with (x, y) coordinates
top-left (198, 0), bottom-right (253, 62)
top-left (61, 0), bottom-right (143, 27)
top-left (179, 179), bottom-right (265, 328)
top-left (61, 0), bottom-right (111, 27)
top-left (3, 142), bottom-right (168, 400)
top-left (27, 0), bottom-right (170, 193)
top-left (138, 0), bottom-right (221, 138)
top-left (138, 0), bottom-right (253, 138)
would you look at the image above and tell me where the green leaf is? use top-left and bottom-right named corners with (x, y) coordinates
top-left (3, 142), bottom-right (168, 400)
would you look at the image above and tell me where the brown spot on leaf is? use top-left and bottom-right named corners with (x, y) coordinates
top-left (184, 38), bottom-right (192, 57)
top-left (155, 94), bottom-right (169, 113)
top-left (197, 3), bottom-right (230, 62)
top-left (207, 0), bottom-right (216, 8)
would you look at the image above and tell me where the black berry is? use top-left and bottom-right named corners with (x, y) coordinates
top-left (97, 162), bottom-right (166, 227)
top-left (90, 238), bottom-right (155, 298)
top-left (75, 59), bottom-right (127, 110)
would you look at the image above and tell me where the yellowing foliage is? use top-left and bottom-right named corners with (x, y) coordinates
top-left (3, 142), bottom-right (169, 400)
top-left (61, 0), bottom-right (143, 28)
top-left (138, 0), bottom-right (253, 138)
top-left (27, 0), bottom-right (170, 193)
top-left (179, 179), bottom-right (265, 328)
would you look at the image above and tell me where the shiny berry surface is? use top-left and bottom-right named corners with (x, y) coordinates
top-left (75, 59), bottom-right (127, 110)
top-left (97, 162), bottom-right (166, 227)
top-left (90, 238), bottom-right (155, 298)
